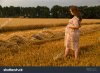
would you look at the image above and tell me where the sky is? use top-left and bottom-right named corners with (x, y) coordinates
top-left (0, 0), bottom-right (100, 8)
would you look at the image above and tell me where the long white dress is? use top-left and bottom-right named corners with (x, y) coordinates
top-left (64, 16), bottom-right (80, 51)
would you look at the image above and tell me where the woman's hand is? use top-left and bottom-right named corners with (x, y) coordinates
top-left (69, 26), bottom-right (80, 29)
top-left (69, 24), bottom-right (81, 29)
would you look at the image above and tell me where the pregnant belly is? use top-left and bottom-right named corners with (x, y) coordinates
top-left (70, 30), bottom-right (80, 42)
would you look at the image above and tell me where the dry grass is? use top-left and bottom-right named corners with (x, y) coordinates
top-left (0, 18), bottom-right (100, 32)
top-left (0, 18), bottom-right (100, 66)
top-left (0, 18), bottom-right (68, 32)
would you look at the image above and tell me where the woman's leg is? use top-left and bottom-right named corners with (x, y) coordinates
top-left (64, 34), bottom-right (71, 57)
top-left (74, 45), bottom-right (79, 59)
top-left (64, 47), bottom-right (70, 57)
top-left (73, 34), bottom-right (80, 59)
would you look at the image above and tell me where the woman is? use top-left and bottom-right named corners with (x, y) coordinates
top-left (64, 6), bottom-right (82, 59)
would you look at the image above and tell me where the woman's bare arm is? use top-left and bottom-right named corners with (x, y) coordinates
top-left (69, 25), bottom-right (81, 29)
top-left (69, 17), bottom-right (81, 29)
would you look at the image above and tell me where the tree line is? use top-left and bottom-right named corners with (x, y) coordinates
top-left (0, 5), bottom-right (100, 19)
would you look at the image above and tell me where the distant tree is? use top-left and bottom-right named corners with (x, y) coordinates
top-left (62, 6), bottom-right (71, 18)
top-left (0, 5), bottom-right (2, 17)
top-left (51, 5), bottom-right (71, 18)
top-left (29, 7), bottom-right (37, 18)
top-left (8, 6), bottom-right (16, 17)
top-left (94, 6), bottom-right (100, 19)
top-left (36, 6), bottom-right (50, 18)
top-left (51, 5), bottom-right (61, 18)
top-left (0, 5), bottom-right (100, 19)
top-left (14, 7), bottom-right (21, 17)
top-left (79, 6), bottom-right (100, 19)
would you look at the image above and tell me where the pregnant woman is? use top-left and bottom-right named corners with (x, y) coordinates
top-left (64, 6), bottom-right (82, 59)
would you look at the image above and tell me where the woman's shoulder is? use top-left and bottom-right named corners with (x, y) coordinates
top-left (73, 16), bottom-right (79, 20)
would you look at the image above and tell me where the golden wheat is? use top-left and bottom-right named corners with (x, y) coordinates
top-left (0, 18), bottom-right (100, 66)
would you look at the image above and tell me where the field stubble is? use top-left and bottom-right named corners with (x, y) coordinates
top-left (0, 18), bottom-right (100, 66)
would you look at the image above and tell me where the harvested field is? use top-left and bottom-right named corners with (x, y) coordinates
top-left (0, 18), bottom-right (100, 66)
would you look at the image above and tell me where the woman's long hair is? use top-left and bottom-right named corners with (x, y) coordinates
top-left (69, 5), bottom-right (82, 22)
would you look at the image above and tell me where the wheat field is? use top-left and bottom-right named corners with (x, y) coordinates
top-left (0, 18), bottom-right (100, 66)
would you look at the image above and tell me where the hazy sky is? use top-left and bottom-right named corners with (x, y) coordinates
top-left (0, 0), bottom-right (100, 8)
